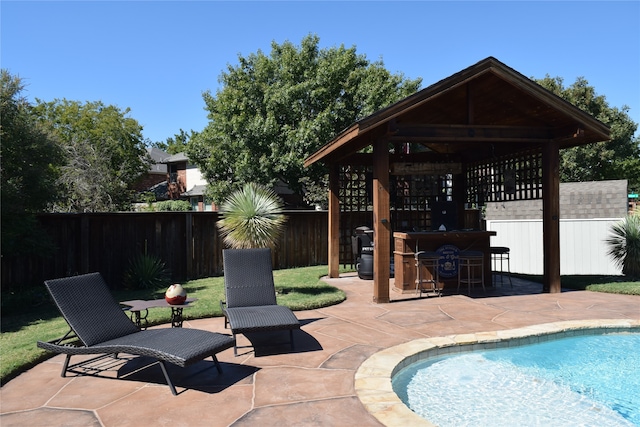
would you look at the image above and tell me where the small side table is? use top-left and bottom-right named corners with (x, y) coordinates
top-left (120, 298), bottom-right (197, 328)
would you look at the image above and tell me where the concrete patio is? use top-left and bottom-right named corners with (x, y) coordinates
top-left (1, 274), bottom-right (638, 427)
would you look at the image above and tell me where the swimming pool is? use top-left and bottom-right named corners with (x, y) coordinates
top-left (393, 333), bottom-right (640, 426)
top-left (354, 319), bottom-right (640, 427)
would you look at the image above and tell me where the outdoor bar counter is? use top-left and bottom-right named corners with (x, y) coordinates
top-left (393, 230), bottom-right (496, 293)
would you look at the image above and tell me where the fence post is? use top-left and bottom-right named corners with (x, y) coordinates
top-left (185, 212), bottom-right (193, 279)
top-left (80, 214), bottom-right (89, 274)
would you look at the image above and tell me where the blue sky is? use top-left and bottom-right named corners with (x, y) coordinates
top-left (2, 1), bottom-right (639, 143)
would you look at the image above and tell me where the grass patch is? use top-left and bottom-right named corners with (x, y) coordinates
top-left (513, 274), bottom-right (640, 295)
top-left (0, 265), bottom-right (348, 385)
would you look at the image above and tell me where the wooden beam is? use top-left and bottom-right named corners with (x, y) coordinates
top-left (390, 162), bottom-right (462, 175)
top-left (552, 125), bottom-right (586, 143)
top-left (372, 138), bottom-right (390, 303)
top-left (341, 152), bottom-right (465, 166)
top-left (542, 140), bottom-right (561, 293)
top-left (466, 82), bottom-right (474, 125)
top-left (389, 124), bottom-right (553, 143)
top-left (328, 165), bottom-right (340, 278)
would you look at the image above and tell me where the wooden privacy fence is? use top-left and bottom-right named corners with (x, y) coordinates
top-left (1, 211), bottom-right (331, 291)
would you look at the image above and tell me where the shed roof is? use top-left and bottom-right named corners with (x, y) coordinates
top-left (305, 57), bottom-right (610, 167)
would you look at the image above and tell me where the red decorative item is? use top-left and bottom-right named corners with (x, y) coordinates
top-left (164, 284), bottom-right (187, 305)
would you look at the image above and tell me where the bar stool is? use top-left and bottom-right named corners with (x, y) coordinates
top-left (457, 250), bottom-right (485, 295)
top-left (415, 251), bottom-right (441, 297)
top-left (490, 246), bottom-right (512, 287)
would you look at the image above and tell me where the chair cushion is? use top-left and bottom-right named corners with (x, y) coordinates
top-left (224, 305), bottom-right (300, 334)
top-left (95, 328), bottom-right (235, 367)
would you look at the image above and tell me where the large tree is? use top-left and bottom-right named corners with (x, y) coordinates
top-left (152, 128), bottom-right (198, 155)
top-left (187, 34), bottom-right (422, 206)
top-left (1, 70), bottom-right (64, 255)
top-left (33, 99), bottom-right (149, 212)
top-left (536, 75), bottom-right (640, 192)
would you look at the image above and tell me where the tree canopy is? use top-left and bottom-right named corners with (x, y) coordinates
top-left (1, 70), bottom-right (64, 255)
top-left (152, 128), bottom-right (197, 155)
top-left (32, 99), bottom-right (149, 211)
top-left (187, 34), bottom-right (422, 206)
top-left (536, 75), bottom-right (640, 192)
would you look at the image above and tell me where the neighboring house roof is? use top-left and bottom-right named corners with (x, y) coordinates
top-left (148, 180), bottom-right (169, 200)
top-left (182, 185), bottom-right (207, 197)
top-left (163, 152), bottom-right (190, 163)
top-left (163, 153), bottom-right (297, 205)
top-left (146, 147), bottom-right (169, 174)
top-left (485, 180), bottom-right (628, 220)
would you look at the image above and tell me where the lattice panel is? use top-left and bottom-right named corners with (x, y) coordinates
top-left (391, 174), bottom-right (453, 231)
top-left (338, 167), bottom-right (457, 265)
top-left (466, 149), bottom-right (543, 205)
top-left (339, 166), bottom-right (373, 266)
top-left (339, 165), bottom-right (372, 213)
top-left (337, 150), bottom-right (543, 265)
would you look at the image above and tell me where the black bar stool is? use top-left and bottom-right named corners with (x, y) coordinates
top-left (490, 246), bottom-right (513, 287)
top-left (414, 251), bottom-right (441, 297)
top-left (457, 250), bottom-right (485, 295)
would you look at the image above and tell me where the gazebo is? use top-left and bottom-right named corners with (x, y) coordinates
top-left (304, 57), bottom-right (610, 302)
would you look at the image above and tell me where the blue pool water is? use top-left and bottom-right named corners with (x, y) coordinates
top-left (392, 333), bottom-right (640, 427)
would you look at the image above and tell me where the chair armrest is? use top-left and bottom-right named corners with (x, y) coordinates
top-left (220, 300), bottom-right (229, 329)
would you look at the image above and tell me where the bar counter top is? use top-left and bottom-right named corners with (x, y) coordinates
top-left (393, 230), bottom-right (496, 239)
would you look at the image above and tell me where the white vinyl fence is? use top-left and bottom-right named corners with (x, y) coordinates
top-left (485, 218), bottom-right (624, 276)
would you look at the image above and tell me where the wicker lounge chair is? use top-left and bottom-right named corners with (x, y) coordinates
top-left (37, 272), bottom-right (235, 395)
top-left (221, 248), bottom-right (300, 356)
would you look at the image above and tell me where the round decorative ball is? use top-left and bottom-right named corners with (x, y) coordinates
top-left (165, 284), bottom-right (187, 305)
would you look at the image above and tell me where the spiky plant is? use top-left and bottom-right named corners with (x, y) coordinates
top-left (606, 212), bottom-right (640, 279)
top-left (217, 183), bottom-right (286, 249)
top-left (124, 253), bottom-right (170, 289)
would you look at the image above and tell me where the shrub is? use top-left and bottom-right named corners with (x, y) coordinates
top-left (154, 200), bottom-right (192, 211)
top-left (606, 212), bottom-right (640, 279)
top-left (124, 253), bottom-right (170, 289)
top-left (217, 183), bottom-right (286, 249)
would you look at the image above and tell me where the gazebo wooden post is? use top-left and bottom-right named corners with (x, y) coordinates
top-left (328, 165), bottom-right (341, 278)
top-left (542, 141), bottom-right (561, 293)
top-left (372, 138), bottom-right (391, 303)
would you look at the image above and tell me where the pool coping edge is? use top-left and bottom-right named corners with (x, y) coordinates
top-left (354, 319), bottom-right (640, 427)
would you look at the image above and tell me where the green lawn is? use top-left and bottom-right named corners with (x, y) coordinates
top-left (0, 265), bottom-right (348, 385)
top-left (514, 274), bottom-right (640, 294)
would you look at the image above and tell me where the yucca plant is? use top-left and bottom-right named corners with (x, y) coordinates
top-left (124, 252), bottom-right (171, 289)
top-left (606, 212), bottom-right (640, 279)
top-left (217, 183), bottom-right (286, 249)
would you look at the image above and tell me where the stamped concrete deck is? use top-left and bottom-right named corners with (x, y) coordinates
top-left (1, 274), bottom-right (638, 427)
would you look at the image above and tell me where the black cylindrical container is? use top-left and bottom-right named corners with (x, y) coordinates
top-left (355, 226), bottom-right (374, 280)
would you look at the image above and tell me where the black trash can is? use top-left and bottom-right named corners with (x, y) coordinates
top-left (354, 226), bottom-right (374, 280)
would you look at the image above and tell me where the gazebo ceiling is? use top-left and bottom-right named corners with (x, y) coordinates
top-left (305, 57), bottom-right (610, 167)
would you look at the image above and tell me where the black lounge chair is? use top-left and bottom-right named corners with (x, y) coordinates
top-left (221, 248), bottom-right (300, 355)
top-left (37, 272), bottom-right (235, 395)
